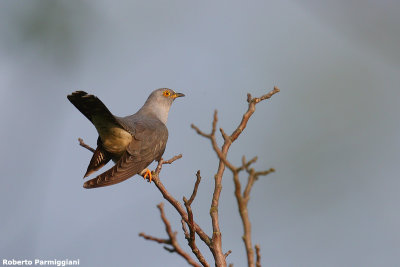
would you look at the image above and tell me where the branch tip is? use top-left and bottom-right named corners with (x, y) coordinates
top-left (224, 250), bottom-right (232, 258)
top-left (255, 244), bottom-right (261, 267)
top-left (247, 93), bottom-right (252, 103)
top-left (140, 203), bottom-right (201, 267)
top-left (78, 138), bottom-right (95, 153)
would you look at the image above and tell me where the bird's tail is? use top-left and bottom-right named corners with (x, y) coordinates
top-left (67, 91), bottom-right (120, 127)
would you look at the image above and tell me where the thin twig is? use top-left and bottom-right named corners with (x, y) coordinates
top-left (231, 87), bottom-right (280, 143)
top-left (154, 154), bottom-right (183, 174)
top-left (243, 168), bottom-right (275, 204)
top-left (78, 138), bottom-right (95, 153)
top-left (237, 156), bottom-right (258, 172)
top-left (187, 170), bottom-right (202, 205)
top-left (162, 154), bottom-right (183, 164)
top-left (255, 168), bottom-right (275, 176)
top-left (138, 233), bottom-right (169, 244)
top-left (224, 250), bottom-right (232, 259)
top-left (255, 245), bottom-right (261, 267)
top-left (183, 197), bottom-right (209, 267)
top-left (233, 169), bottom-right (254, 267)
top-left (139, 203), bottom-right (201, 267)
top-left (181, 219), bottom-right (189, 238)
top-left (182, 171), bottom-right (209, 267)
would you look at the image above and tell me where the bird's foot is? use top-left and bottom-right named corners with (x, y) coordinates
top-left (141, 168), bottom-right (153, 183)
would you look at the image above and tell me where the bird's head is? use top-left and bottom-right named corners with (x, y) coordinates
top-left (139, 88), bottom-right (185, 124)
top-left (153, 88), bottom-right (185, 104)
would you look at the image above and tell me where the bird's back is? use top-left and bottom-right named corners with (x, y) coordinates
top-left (117, 114), bottom-right (169, 162)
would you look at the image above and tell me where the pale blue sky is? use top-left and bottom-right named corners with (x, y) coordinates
top-left (1, 1), bottom-right (399, 266)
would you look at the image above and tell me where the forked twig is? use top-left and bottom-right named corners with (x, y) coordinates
top-left (139, 203), bottom-right (201, 267)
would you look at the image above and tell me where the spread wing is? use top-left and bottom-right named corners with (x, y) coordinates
top-left (83, 119), bottom-right (168, 189)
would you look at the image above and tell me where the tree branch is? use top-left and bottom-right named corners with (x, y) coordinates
top-left (78, 138), bottom-right (95, 153)
top-left (191, 87), bottom-right (279, 267)
top-left (182, 171), bottom-right (210, 267)
top-left (187, 170), bottom-right (202, 206)
top-left (224, 250), bottom-right (232, 259)
top-left (151, 158), bottom-right (212, 247)
top-left (255, 245), bottom-right (261, 267)
top-left (138, 233), bottom-right (169, 245)
top-left (139, 203), bottom-right (201, 267)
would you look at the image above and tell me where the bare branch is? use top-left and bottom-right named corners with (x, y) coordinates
top-left (190, 87), bottom-right (280, 266)
top-left (151, 163), bottom-right (212, 246)
top-left (243, 168), bottom-right (275, 204)
top-left (182, 196), bottom-right (197, 256)
top-left (237, 156), bottom-right (258, 172)
top-left (219, 128), bottom-right (230, 142)
top-left (139, 203), bottom-right (201, 267)
top-left (257, 86), bottom-right (280, 102)
top-left (154, 154), bottom-right (183, 174)
top-left (255, 245), bottom-right (261, 267)
top-left (181, 219), bottom-right (189, 239)
top-left (187, 170), bottom-right (202, 206)
top-left (255, 168), bottom-right (275, 177)
top-left (163, 246), bottom-right (176, 253)
top-left (191, 124), bottom-right (212, 138)
top-left (247, 93), bottom-right (252, 103)
top-left (157, 203), bottom-right (175, 240)
top-left (190, 110), bottom-right (218, 138)
top-left (162, 154), bottom-right (183, 165)
top-left (190, 110), bottom-right (217, 138)
top-left (138, 233), bottom-right (169, 244)
top-left (231, 87), bottom-right (280, 143)
top-left (78, 138), bottom-right (95, 153)
top-left (183, 197), bottom-right (209, 266)
top-left (181, 171), bottom-right (209, 267)
top-left (232, 168), bottom-right (255, 267)
top-left (224, 250), bottom-right (232, 259)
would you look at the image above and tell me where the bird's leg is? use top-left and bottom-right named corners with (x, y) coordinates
top-left (140, 168), bottom-right (153, 183)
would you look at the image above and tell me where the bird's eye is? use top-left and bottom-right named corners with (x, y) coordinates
top-left (163, 90), bottom-right (171, 97)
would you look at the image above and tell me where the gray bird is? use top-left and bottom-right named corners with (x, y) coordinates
top-left (67, 88), bottom-right (184, 189)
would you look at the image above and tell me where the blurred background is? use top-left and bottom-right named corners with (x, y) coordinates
top-left (1, 1), bottom-right (399, 266)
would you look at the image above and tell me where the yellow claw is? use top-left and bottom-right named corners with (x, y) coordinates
top-left (142, 168), bottom-right (152, 183)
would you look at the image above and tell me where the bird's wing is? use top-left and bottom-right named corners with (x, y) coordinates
top-left (83, 119), bottom-right (168, 189)
top-left (67, 91), bottom-right (125, 129)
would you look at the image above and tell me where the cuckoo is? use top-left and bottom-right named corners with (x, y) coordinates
top-left (67, 88), bottom-right (184, 189)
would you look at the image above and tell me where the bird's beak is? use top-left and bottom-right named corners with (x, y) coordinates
top-left (173, 92), bottom-right (185, 98)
